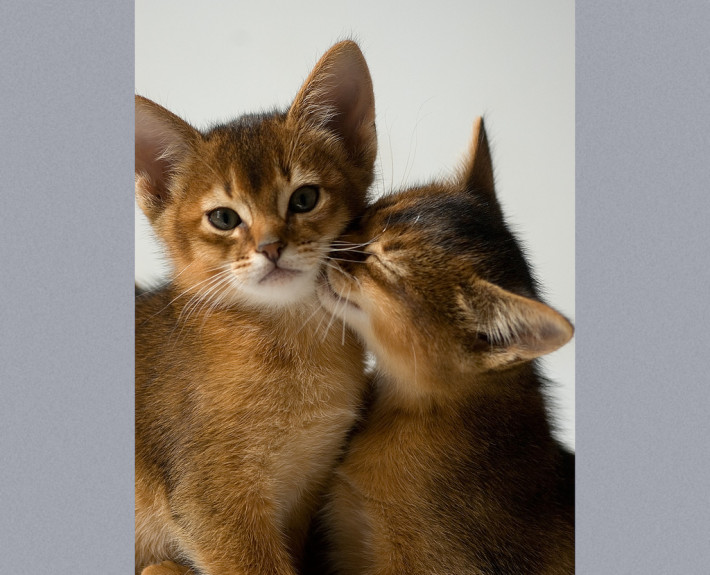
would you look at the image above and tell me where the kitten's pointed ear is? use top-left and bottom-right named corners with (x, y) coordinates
top-left (459, 117), bottom-right (495, 195)
top-left (135, 95), bottom-right (199, 221)
top-left (459, 279), bottom-right (574, 367)
top-left (287, 40), bottom-right (377, 170)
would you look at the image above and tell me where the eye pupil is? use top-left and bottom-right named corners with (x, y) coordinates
top-left (208, 208), bottom-right (240, 230)
top-left (289, 185), bottom-right (319, 213)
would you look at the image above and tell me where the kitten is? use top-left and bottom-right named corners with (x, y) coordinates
top-left (317, 118), bottom-right (575, 574)
top-left (135, 41), bottom-right (376, 575)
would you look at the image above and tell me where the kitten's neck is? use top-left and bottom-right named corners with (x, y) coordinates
top-left (168, 280), bottom-right (320, 317)
top-left (164, 280), bottom-right (339, 344)
top-left (373, 360), bottom-right (544, 414)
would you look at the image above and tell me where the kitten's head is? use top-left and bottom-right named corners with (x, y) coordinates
top-left (135, 41), bottom-right (376, 309)
top-left (319, 118), bottom-right (573, 396)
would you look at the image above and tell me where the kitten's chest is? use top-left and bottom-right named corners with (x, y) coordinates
top-left (197, 311), bottom-right (368, 497)
top-left (211, 319), bottom-right (368, 534)
top-left (197, 315), bottom-right (364, 417)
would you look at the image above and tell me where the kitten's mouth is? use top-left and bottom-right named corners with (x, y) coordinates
top-left (258, 266), bottom-right (302, 284)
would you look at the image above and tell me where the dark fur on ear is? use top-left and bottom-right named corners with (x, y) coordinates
top-left (461, 116), bottom-right (495, 193)
top-left (287, 40), bottom-right (377, 173)
top-left (135, 96), bottom-right (200, 221)
top-left (457, 117), bottom-right (507, 224)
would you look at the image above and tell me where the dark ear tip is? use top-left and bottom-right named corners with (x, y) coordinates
top-left (471, 116), bottom-right (488, 145)
top-left (540, 311), bottom-right (574, 353)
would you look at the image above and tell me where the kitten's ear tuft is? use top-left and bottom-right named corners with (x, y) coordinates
top-left (287, 41), bottom-right (377, 170)
top-left (459, 117), bottom-right (496, 196)
top-left (459, 279), bottom-right (574, 366)
top-left (135, 95), bottom-right (199, 221)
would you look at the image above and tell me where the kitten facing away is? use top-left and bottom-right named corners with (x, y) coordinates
top-left (135, 41), bottom-right (376, 575)
top-left (317, 118), bottom-right (575, 574)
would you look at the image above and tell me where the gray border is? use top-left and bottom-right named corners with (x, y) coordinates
top-left (2, 1), bottom-right (710, 573)
top-left (0, 2), bottom-right (134, 573)
top-left (577, 1), bottom-right (710, 572)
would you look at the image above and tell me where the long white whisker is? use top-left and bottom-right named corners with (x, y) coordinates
top-left (321, 290), bottom-right (343, 342)
top-left (177, 269), bottom-right (233, 324)
top-left (295, 300), bottom-right (326, 336)
top-left (172, 270), bottom-right (234, 344)
top-left (139, 265), bottom-right (233, 325)
top-left (341, 284), bottom-right (353, 346)
top-left (329, 234), bottom-right (384, 249)
top-left (323, 259), bottom-right (363, 290)
top-left (197, 276), bottom-right (235, 332)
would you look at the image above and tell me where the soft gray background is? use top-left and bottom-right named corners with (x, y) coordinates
top-left (3, 1), bottom-right (710, 573)
top-left (135, 0), bottom-right (577, 448)
top-left (1, 1), bottom-right (134, 573)
top-left (576, 1), bottom-right (710, 572)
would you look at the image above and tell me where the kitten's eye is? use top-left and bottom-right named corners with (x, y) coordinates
top-left (207, 208), bottom-right (241, 231)
top-left (288, 186), bottom-right (319, 213)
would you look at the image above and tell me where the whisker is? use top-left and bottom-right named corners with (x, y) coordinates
top-left (329, 235), bottom-right (383, 249)
top-left (341, 284), bottom-right (353, 346)
top-left (294, 299), bottom-right (326, 336)
top-left (139, 265), bottom-right (233, 325)
top-left (324, 259), bottom-right (363, 290)
top-left (197, 278), bottom-right (235, 332)
top-left (177, 269), bottom-right (233, 324)
top-left (172, 270), bottom-right (234, 344)
top-left (325, 248), bottom-right (373, 256)
top-left (321, 292), bottom-right (342, 342)
top-left (325, 256), bottom-right (368, 264)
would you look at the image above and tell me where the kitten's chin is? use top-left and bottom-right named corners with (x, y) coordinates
top-left (240, 267), bottom-right (319, 309)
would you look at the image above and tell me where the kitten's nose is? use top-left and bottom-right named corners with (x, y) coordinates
top-left (258, 240), bottom-right (283, 263)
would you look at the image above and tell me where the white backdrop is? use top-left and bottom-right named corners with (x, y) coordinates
top-left (135, 0), bottom-right (575, 448)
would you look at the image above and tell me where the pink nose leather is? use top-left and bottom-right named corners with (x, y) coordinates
top-left (258, 241), bottom-right (283, 262)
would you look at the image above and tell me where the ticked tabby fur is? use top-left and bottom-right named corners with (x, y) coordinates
top-left (135, 41), bottom-right (376, 575)
top-left (318, 118), bottom-right (575, 574)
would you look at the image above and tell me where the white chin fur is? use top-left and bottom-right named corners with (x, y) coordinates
top-left (239, 266), bottom-right (319, 308)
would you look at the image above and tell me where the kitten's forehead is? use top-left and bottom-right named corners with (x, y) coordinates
top-left (361, 186), bottom-right (537, 297)
top-left (365, 188), bottom-right (489, 247)
top-left (205, 114), bottom-right (286, 193)
top-left (202, 116), bottom-right (326, 211)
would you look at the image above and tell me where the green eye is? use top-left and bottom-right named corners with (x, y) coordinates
top-left (288, 185), bottom-right (319, 213)
top-left (207, 208), bottom-right (241, 230)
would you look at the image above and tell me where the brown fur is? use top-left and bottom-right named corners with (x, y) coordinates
top-left (318, 118), bottom-right (575, 574)
top-left (135, 41), bottom-right (376, 575)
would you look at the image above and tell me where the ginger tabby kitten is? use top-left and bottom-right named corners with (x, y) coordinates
top-left (318, 118), bottom-right (575, 574)
top-left (135, 41), bottom-right (376, 575)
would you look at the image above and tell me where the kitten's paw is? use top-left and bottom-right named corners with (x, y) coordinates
top-left (141, 561), bottom-right (193, 575)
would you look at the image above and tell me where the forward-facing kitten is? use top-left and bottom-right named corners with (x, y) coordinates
top-left (318, 118), bottom-right (574, 574)
top-left (135, 41), bottom-right (376, 575)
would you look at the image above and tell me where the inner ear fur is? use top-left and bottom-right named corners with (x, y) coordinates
top-left (135, 95), bottom-right (200, 221)
top-left (287, 40), bottom-right (377, 171)
top-left (459, 279), bottom-right (574, 363)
